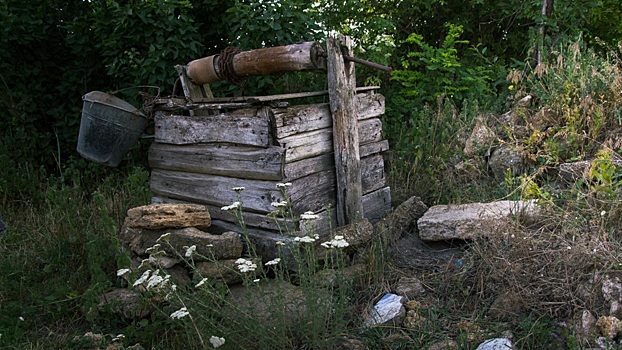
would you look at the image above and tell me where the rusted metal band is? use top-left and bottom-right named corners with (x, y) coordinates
top-left (218, 47), bottom-right (247, 85)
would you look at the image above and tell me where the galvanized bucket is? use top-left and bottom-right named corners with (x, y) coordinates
top-left (77, 91), bottom-right (148, 167)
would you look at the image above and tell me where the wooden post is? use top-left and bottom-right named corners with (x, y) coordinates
top-left (327, 35), bottom-right (364, 226)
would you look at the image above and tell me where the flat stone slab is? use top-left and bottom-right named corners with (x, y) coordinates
top-left (124, 203), bottom-right (211, 230)
top-left (418, 200), bottom-right (541, 241)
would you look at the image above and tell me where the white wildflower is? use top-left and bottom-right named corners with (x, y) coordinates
top-left (112, 334), bottom-right (125, 342)
top-left (275, 241), bottom-right (285, 246)
top-left (253, 279), bottom-right (260, 283)
top-left (18, 316), bottom-right (24, 322)
top-left (146, 275), bottom-right (164, 290)
top-left (145, 243), bottom-right (162, 254)
top-left (265, 258), bottom-right (281, 266)
top-left (156, 232), bottom-right (171, 243)
top-left (185, 245), bottom-right (197, 258)
top-left (321, 235), bottom-right (349, 249)
top-left (276, 182), bottom-right (292, 188)
top-left (232, 186), bottom-right (245, 192)
top-left (235, 258), bottom-right (257, 273)
top-left (133, 270), bottom-right (151, 287)
top-left (170, 307), bottom-right (189, 319)
top-left (300, 211), bottom-right (319, 220)
top-left (116, 268), bottom-right (131, 277)
top-left (271, 201), bottom-right (288, 208)
top-left (294, 236), bottom-right (316, 243)
top-left (221, 202), bottom-right (241, 211)
top-left (138, 258), bottom-right (150, 269)
top-left (195, 278), bottom-right (208, 289)
top-left (209, 336), bottom-right (226, 348)
top-left (601, 210), bottom-right (607, 217)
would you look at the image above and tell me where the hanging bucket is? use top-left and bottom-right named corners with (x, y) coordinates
top-left (77, 91), bottom-right (148, 167)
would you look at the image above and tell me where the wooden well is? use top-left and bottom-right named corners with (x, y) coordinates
top-left (148, 37), bottom-right (391, 252)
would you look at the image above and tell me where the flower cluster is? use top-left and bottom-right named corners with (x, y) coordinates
top-left (235, 258), bottom-right (257, 273)
top-left (184, 245), bottom-right (197, 258)
top-left (170, 307), bottom-right (189, 319)
top-left (321, 235), bottom-right (349, 249)
top-left (221, 201), bottom-right (241, 211)
top-left (300, 211), bottom-right (319, 220)
top-left (294, 235), bottom-right (318, 243)
top-left (265, 258), bottom-right (281, 266)
top-left (276, 182), bottom-right (292, 189)
top-left (209, 336), bottom-right (226, 348)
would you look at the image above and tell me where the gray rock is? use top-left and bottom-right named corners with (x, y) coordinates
top-left (573, 310), bottom-right (598, 346)
top-left (418, 200), bottom-right (542, 241)
top-left (364, 293), bottom-right (405, 327)
top-left (394, 277), bottom-right (426, 299)
top-left (99, 288), bottom-right (152, 319)
top-left (194, 258), bottom-right (260, 285)
top-left (464, 119), bottom-right (496, 157)
top-left (602, 275), bottom-right (622, 318)
top-left (427, 339), bottom-right (459, 350)
top-left (121, 227), bottom-right (242, 261)
top-left (488, 145), bottom-right (524, 180)
top-left (373, 196), bottom-right (428, 243)
top-left (475, 338), bottom-right (514, 350)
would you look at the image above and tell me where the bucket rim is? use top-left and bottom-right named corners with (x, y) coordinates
top-left (82, 91), bottom-right (146, 118)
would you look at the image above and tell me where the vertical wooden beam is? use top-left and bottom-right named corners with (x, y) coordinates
top-left (175, 65), bottom-right (214, 116)
top-left (327, 35), bottom-right (364, 226)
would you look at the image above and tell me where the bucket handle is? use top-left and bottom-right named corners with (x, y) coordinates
top-left (109, 85), bottom-right (161, 119)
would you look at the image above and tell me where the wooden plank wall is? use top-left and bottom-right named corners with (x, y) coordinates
top-left (149, 91), bottom-right (391, 237)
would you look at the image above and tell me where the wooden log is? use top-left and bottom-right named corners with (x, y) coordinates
top-left (148, 143), bottom-right (286, 181)
top-left (154, 107), bottom-right (270, 146)
top-left (327, 35), bottom-right (363, 225)
top-left (187, 42), bottom-right (327, 85)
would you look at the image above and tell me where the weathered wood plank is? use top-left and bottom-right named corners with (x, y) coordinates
top-left (150, 169), bottom-right (336, 216)
top-left (283, 153), bottom-right (334, 180)
top-left (148, 143), bottom-right (285, 180)
top-left (154, 111), bottom-right (270, 146)
top-left (361, 153), bottom-right (386, 194)
top-left (360, 140), bottom-right (389, 158)
top-left (270, 92), bottom-right (385, 139)
top-left (328, 35), bottom-right (363, 225)
top-left (175, 65), bottom-right (214, 117)
top-left (362, 186), bottom-right (392, 223)
top-left (278, 118), bottom-right (383, 163)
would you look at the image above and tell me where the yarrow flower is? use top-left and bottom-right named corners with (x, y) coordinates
top-left (300, 211), bottom-right (319, 220)
top-left (195, 277), bottom-right (208, 289)
top-left (133, 270), bottom-right (152, 287)
top-left (320, 235), bottom-right (349, 249)
top-left (185, 245), bottom-right (197, 258)
top-left (232, 186), bottom-right (245, 192)
top-left (221, 202), bottom-right (241, 211)
top-left (271, 200), bottom-right (288, 208)
top-left (276, 241), bottom-right (286, 246)
top-left (294, 236), bottom-right (316, 243)
top-left (209, 336), bottom-right (226, 348)
top-left (156, 232), bottom-right (171, 243)
top-left (235, 258), bottom-right (257, 273)
top-left (170, 307), bottom-right (189, 319)
top-left (601, 210), bottom-right (607, 217)
top-left (276, 182), bottom-right (292, 188)
top-left (112, 334), bottom-right (125, 342)
top-left (116, 268), bottom-right (131, 277)
top-left (145, 243), bottom-right (162, 255)
top-left (265, 258), bottom-right (281, 266)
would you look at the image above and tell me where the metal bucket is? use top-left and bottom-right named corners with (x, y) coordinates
top-left (77, 91), bottom-right (148, 167)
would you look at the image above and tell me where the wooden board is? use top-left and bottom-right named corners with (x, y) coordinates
top-left (278, 118), bottom-right (383, 163)
top-left (270, 92), bottom-right (385, 139)
top-left (150, 169), bottom-right (336, 215)
top-left (362, 186), bottom-right (392, 223)
top-left (361, 153), bottom-right (386, 194)
top-left (149, 143), bottom-right (285, 181)
top-left (149, 139), bottom-right (389, 182)
top-left (154, 108), bottom-right (270, 146)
